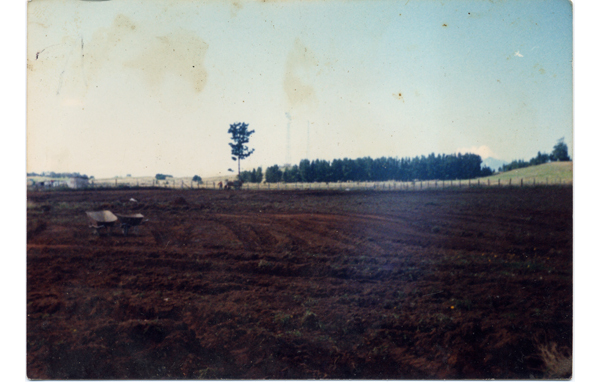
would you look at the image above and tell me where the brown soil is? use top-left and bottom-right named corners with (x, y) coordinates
top-left (27, 187), bottom-right (572, 379)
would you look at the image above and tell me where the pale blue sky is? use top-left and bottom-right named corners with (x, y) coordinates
top-left (27, 0), bottom-right (572, 178)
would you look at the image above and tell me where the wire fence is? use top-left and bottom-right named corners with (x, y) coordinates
top-left (31, 177), bottom-right (572, 191)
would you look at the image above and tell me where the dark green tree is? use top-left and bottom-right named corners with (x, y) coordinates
top-left (298, 159), bottom-right (312, 182)
top-left (228, 122), bottom-right (255, 178)
top-left (265, 165), bottom-right (283, 183)
top-left (255, 167), bottom-right (264, 183)
top-left (282, 165), bottom-right (300, 183)
top-left (192, 175), bottom-right (203, 184)
top-left (480, 166), bottom-right (494, 177)
top-left (531, 151), bottom-right (551, 165)
top-left (311, 159), bottom-right (332, 182)
top-left (239, 167), bottom-right (264, 183)
top-left (551, 138), bottom-right (570, 161)
top-left (239, 170), bottom-right (251, 183)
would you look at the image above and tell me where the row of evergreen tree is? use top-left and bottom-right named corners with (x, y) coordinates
top-left (500, 139), bottom-right (571, 172)
top-left (239, 167), bottom-right (264, 183)
top-left (256, 153), bottom-right (493, 184)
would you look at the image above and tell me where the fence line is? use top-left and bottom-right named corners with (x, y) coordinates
top-left (30, 177), bottom-right (573, 192)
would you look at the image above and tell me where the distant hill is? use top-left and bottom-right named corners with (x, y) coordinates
top-left (478, 161), bottom-right (572, 184)
top-left (481, 157), bottom-right (507, 172)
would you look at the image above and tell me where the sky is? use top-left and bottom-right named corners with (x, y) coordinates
top-left (26, 0), bottom-right (573, 178)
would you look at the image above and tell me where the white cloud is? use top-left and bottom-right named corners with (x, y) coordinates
top-left (456, 145), bottom-right (496, 159)
top-left (514, 51), bottom-right (524, 57)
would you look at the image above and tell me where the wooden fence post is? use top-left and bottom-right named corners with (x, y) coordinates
top-left (533, 178), bottom-right (536, 186)
top-left (509, 178), bottom-right (511, 186)
top-left (521, 178), bottom-right (523, 187)
top-left (498, 179), bottom-right (501, 187)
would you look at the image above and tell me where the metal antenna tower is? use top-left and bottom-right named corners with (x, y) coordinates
top-left (285, 112), bottom-right (292, 166)
top-left (306, 120), bottom-right (310, 160)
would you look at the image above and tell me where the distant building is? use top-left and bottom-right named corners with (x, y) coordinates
top-left (53, 180), bottom-right (68, 188)
top-left (67, 177), bottom-right (89, 189)
top-left (30, 177), bottom-right (89, 189)
top-left (38, 180), bottom-right (55, 188)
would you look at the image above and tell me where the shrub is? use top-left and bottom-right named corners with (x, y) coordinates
top-left (155, 174), bottom-right (173, 180)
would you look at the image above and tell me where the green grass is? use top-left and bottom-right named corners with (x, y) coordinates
top-left (478, 161), bottom-right (572, 184)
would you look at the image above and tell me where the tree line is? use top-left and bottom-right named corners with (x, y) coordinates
top-left (500, 138), bottom-right (571, 172)
top-left (257, 153), bottom-right (493, 184)
top-left (238, 167), bottom-right (264, 183)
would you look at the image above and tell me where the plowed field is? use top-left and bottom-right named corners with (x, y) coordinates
top-left (27, 187), bottom-right (572, 379)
